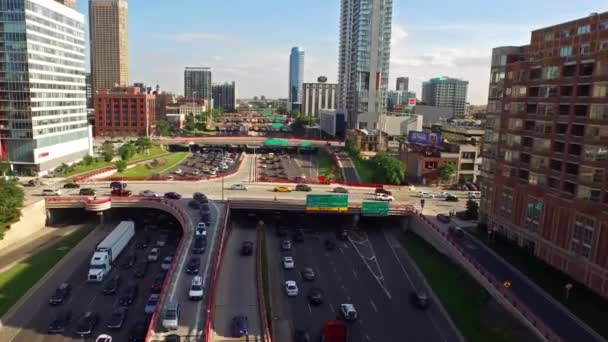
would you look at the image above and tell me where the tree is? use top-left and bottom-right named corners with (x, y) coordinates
top-left (157, 120), bottom-right (170, 136)
top-left (134, 137), bottom-right (151, 153)
top-left (438, 163), bottom-right (456, 183)
top-left (115, 160), bottom-right (127, 173)
top-left (118, 143), bottom-right (136, 161)
top-left (0, 178), bottom-right (24, 229)
top-left (0, 157), bottom-right (10, 177)
top-left (184, 114), bottom-right (196, 132)
top-left (289, 109), bottom-right (302, 118)
top-left (277, 106), bottom-right (288, 115)
top-left (101, 141), bottom-right (114, 162)
top-left (291, 115), bottom-right (313, 136)
top-left (82, 154), bottom-right (94, 166)
top-left (370, 152), bottom-right (406, 185)
top-left (465, 200), bottom-right (479, 220)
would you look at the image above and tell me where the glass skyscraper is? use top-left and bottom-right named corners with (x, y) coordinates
top-left (0, 0), bottom-right (92, 175)
top-left (288, 46), bottom-right (304, 111)
top-left (421, 76), bottom-right (469, 117)
top-left (338, 0), bottom-right (393, 129)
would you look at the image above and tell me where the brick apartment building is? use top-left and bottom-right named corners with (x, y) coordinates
top-left (480, 12), bottom-right (608, 298)
top-left (94, 86), bottom-right (157, 137)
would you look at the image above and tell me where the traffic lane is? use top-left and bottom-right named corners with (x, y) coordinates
top-left (455, 234), bottom-right (596, 342)
top-left (211, 221), bottom-right (260, 340)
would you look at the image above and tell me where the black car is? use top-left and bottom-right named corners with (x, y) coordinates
top-left (411, 291), bottom-right (431, 310)
top-left (200, 212), bottom-right (211, 224)
top-left (436, 214), bottom-right (451, 223)
top-left (121, 254), bottom-right (137, 269)
top-left (294, 329), bottom-right (311, 342)
top-left (293, 230), bottom-right (304, 243)
top-left (128, 320), bottom-right (148, 342)
top-left (295, 184), bottom-right (311, 192)
top-left (445, 195), bottom-right (459, 202)
top-left (110, 181), bottom-right (127, 189)
top-left (49, 282), bottom-right (71, 305)
top-left (63, 182), bottom-right (80, 189)
top-left (188, 200), bottom-right (201, 209)
top-left (165, 334), bottom-right (181, 342)
top-left (333, 186), bottom-right (348, 193)
top-left (231, 315), bottom-right (248, 337)
top-left (135, 236), bottom-right (150, 249)
top-left (336, 229), bottom-right (348, 241)
top-left (199, 203), bottom-right (210, 213)
top-left (74, 311), bottom-right (99, 337)
top-left (79, 188), bottom-right (96, 196)
top-left (193, 237), bottom-right (206, 254)
top-left (134, 261), bottom-right (149, 278)
top-left (103, 275), bottom-right (121, 295)
top-left (164, 192), bottom-right (182, 200)
top-left (307, 287), bottom-right (324, 305)
top-left (324, 239), bottom-right (336, 251)
top-left (241, 241), bottom-right (254, 256)
top-left (106, 307), bottom-right (128, 329)
top-left (118, 283), bottom-right (138, 306)
top-left (193, 192), bottom-right (207, 202)
top-left (48, 310), bottom-right (72, 333)
top-left (186, 257), bottom-right (200, 274)
top-left (301, 267), bottom-right (315, 281)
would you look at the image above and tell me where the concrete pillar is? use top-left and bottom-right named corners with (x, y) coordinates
top-left (401, 215), bottom-right (411, 232)
top-left (97, 211), bottom-right (104, 224)
top-left (46, 209), bottom-right (53, 226)
top-left (352, 214), bottom-right (360, 228)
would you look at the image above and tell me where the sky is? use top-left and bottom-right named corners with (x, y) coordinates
top-left (77, 0), bottom-right (605, 104)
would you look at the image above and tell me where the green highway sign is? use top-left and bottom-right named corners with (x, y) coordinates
top-left (306, 194), bottom-right (348, 212)
top-left (361, 201), bottom-right (389, 216)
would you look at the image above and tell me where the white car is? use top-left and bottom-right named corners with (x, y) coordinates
top-left (209, 170), bottom-right (217, 176)
top-left (436, 191), bottom-right (451, 199)
top-left (192, 169), bottom-right (200, 176)
top-left (148, 248), bottom-right (159, 262)
top-left (229, 184), bottom-right (248, 191)
top-left (202, 167), bottom-right (210, 173)
top-left (376, 193), bottom-right (394, 201)
top-left (195, 222), bottom-right (207, 236)
top-left (140, 190), bottom-right (160, 198)
top-left (285, 280), bottom-right (298, 296)
top-left (172, 168), bottom-right (183, 175)
top-left (418, 191), bottom-right (434, 198)
top-left (95, 335), bottom-right (112, 342)
top-left (188, 276), bottom-right (204, 300)
top-left (282, 256), bottom-right (295, 269)
top-left (340, 303), bottom-right (358, 321)
top-left (42, 189), bottom-right (62, 196)
top-left (162, 302), bottom-right (179, 330)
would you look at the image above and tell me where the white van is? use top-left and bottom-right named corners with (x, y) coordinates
top-left (42, 189), bottom-right (62, 196)
top-left (162, 302), bottom-right (180, 330)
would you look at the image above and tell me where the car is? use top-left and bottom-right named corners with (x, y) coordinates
top-left (110, 181), bottom-right (126, 189)
top-left (162, 302), bottom-right (180, 330)
top-left (448, 225), bottom-right (465, 238)
top-left (229, 184), bottom-right (248, 190)
top-left (106, 307), bottom-right (127, 329)
top-left (191, 169), bottom-right (200, 176)
top-left (375, 187), bottom-right (392, 196)
top-left (144, 293), bottom-right (160, 315)
top-left (231, 315), bottom-right (248, 337)
top-left (165, 335), bottom-right (181, 342)
top-left (47, 310), bottom-right (72, 333)
top-left (188, 276), bottom-right (204, 301)
top-left (195, 222), bottom-right (207, 236)
top-left (281, 240), bottom-right (292, 251)
top-left (139, 190), bottom-right (160, 198)
top-left (418, 191), bottom-right (434, 198)
top-left (148, 248), bottom-right (160, 262)
top-left (333, 186), bottom-right (349, 193)
top-left (49, 282), bottom-right (71, 305)
top-left (294, 329), bottom-right (311, 342)
top-left (128, 320), bottom-right (147, 342)
top-left (157, 234), bottom-right (168, 247)
top-left (121, 254), bottom-right (137, 269)
top-left (186, 257), bottom-right (200, 274)
top-left (241, 241), bottom-right (254, 256)
top-left (111, 189), bottom-right (132, 197)
top-left (469, 191), bottom-right (482, 199)
top-left (283, 256), bottom-right (295, 269)
top-left (151, 273), bottom-right (165, 294)
top-left (161, 256), bottom-right (173, 271)
top-left (95, 334), bottom-right (113, 342)
top-left (375, 193), bottom-right (394, 201)
top-left (135, 235), bottom-right (150, 249)
top-left (275, 226), bottom-right (288, 237)
top-left (295, 184), bottom-right (311, 192)
top-left (134, 261), bottom-right (148, 278)
top-left (199, 203), bottom-right (210, 213)
top-left (172, 168), bottom-right (183, 175)
top-left (209, 169), bottom-right (217, 176)
top-left (301, 267), bottom-right (315, 281)
top-left (22, 179), bottom-right (38, 187)
top-left (436, 191), bottom-right (451, 199)
top-left (293, 229), bottom-right (304, 242)
top-left (63, 182), bottom-right (80, 189)
top-left (79, 188), bottom-right (96, 196)
top-left (193, 192), bottom-right (208, 202)
top-left (118, 282), bottom-right (138, 306)
top-left (42, 189), bottom-right (62, 196)
top-left (307, 287), bottom-right (324, 305)
top-left (102, 275), bottom-right (121, 295)
top-left (273, 186), bottom-right (291, 192)
top-left (188, 200), bottom-right (201, 209)
top-left (284, 280), bottom-right (298, 296)
top-left (193, 237), bottom-right (206, 254)
top-left (164, 192), bottom-right (182, 199)
top-left (336, 229), bottom-right (348, 241)
top-left (324, 239), bottom-right (336, 251)
top-left (445, 195), bottom-right (459, 202)
top-left (411, 291), bottom-right (431, 309)
top-left (340, 303), bottom-right (358, 321)
top-left (75, 311), bottom-right (99, 337)
top-left (436, 214), bottom-right (451, 223)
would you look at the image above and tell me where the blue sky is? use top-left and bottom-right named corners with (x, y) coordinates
top-left (78, 0), bottom-right (605, 104)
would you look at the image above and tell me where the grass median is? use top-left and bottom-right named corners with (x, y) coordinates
top-left (0, 225), bottom-right (93, 317)
top-left (400, 231), bottom-right (538, 342)
top-left (318, 151), bottom-right (340, 181)
top-left (112, 152), bottom-right (188, 178)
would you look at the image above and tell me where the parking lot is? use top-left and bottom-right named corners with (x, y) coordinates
top-left (162, 150), bottom-right (242, 180)
top-left (6, 208), bottom-right (182, 342)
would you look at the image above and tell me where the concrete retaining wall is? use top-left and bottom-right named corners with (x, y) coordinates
top-left (0, 200), bottom-right (47, 251)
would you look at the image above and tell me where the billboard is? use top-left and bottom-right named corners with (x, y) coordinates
top-left (407, 98), bottom-right (417, 106)
top-left (361, 202), bottom-right (389, 216)
top-left (306, 194), bottom-right (348, 212)
top-left (407, 130), bottom-right (442, 147)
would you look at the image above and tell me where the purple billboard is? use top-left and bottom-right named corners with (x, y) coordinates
top-left (407, 130), bottom-right (442, 147)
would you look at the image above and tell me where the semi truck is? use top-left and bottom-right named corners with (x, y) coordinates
top-left (321, 320), bottom-right (347, 342)
top-left (88, 221), bottom-right (135, 282)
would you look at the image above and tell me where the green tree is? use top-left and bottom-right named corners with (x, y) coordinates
top-left (156, 120), bottom-right (171, 136)
top-left (277, 106), bottom-right (288, 115)
top-left (101, 141), bottom-right (114, 162)
top-left (134, 137), bottom-right (151, 153)
top-left (82, 155), bottom-right (94, 166)
top-left (0, 157), bottom-right (10, 177)
top-left (465, 200), bottom-right (480, 220)
top-left (370, 152), bottom-right (406, 185)
top-left (438, 163), bottom-right (456, 183)
top-left (0, 178), bottom-right (24, 229)
top-left (288, 109), bottom-right (302, 118)
top-left (291, 115), bottom-right (313, 136)
top-left (115, 160), bottom-right (128, 173)
top-left (184, 114), bottom-right (196, 131)
top-left (118, 143), bottom-right (136, 161)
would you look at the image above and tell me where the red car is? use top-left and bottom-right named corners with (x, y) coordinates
top-left (150, 274), bottom-right (164, 294)
top-left (111, 189), bottom-right (132, 197)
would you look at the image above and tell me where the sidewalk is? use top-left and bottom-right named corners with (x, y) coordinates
top-left (264, 229), bottom-right (292, 342)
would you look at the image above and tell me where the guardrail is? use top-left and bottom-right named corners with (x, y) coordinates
top-left (416, 213), bottom-right (561, 341)
top-left (256, 225), bottom-right (272, 342)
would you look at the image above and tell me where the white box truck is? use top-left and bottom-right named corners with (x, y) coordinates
top-left (88, 221), bottom-right (135, 282)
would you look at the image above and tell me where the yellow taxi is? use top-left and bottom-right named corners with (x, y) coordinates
top-left (273, 186), bottom-right (292, 192)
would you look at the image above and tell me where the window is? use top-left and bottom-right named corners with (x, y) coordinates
top-left (601, 41), bottom-right (608, 51)
top-left (560, 46), bottom-right (573, 57)
top-left (600, 21), bottom-right (608, 31)
top-left (571, 215), bottom-right (594, 259)
top-left (425, 161), bottom-right (438, 169)
top-left (580, 44), bottom-right (591, 55)
top-left (544, 32), bottom-right (554, 41)
top-left (561, 29), bottom-right (570, 38)
top-left (524, 200), bottom-right (542, 232)
top-left (593, 83), bottom-right (608, 98)
top-left (461, 152), bottom-right (476, 159)
top-left (577, 24), bottom-right (591, 35)
top-left (542, 66), bottom-right (560, 79)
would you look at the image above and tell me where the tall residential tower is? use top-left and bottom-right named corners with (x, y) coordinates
top-left (288, 47), bottom-right (305, 112)
top-left (184, 67), bottom-right (212, 100)
top-left (421, 76), bottom-right (469, 117)
top-left (338, 0), bottom-right (393, 129)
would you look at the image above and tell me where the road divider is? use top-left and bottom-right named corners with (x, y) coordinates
top-left (256, 224), bottom-right (272, 342)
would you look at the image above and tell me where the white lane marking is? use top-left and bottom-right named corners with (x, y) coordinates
top-left (307, 303), bottom-right (312, 314)
top-left (352, 269), bottom-right (358, 279)
top-left (86, 294), bottom-right (97, 307)
top-left (369, 299), bottom-right (378, 313)
top-left (348, 236), bottom-right (392, 300)
top-left (339, 247), bottom-right (345, 255)
top-left (329, 303), bottom-right (335, 313)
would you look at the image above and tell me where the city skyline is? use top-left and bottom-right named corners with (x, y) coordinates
top-left (74, 0), bottom-right (605, 104)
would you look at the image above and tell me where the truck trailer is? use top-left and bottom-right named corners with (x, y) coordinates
top-left (88, 221), bottom-right (135, 282)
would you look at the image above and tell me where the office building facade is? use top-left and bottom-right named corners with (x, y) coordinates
top-left (338, 0), bottom-right (393, 130)
top-left (212, 81), bottom-right (237, 113)
top-left (421, 77), bottom-right (469, 117)
top-left (303, 77), bottom-right (337, 117)
top-left (184, 67), bottom-right (212, 100)
top-left (94, 86), bottom-right (157, 137)
top-left (396, 77), bottom-right (409, 91)
top-left (482, 12), bottom-right (608, 298)
top-left (0, 0), bottom-right (92, 176)
top-left (288, 47), bottom-right (305, 111)
top-left (89, 0), bottom-right (129, 94)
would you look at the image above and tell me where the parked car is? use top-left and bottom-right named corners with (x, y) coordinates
top-left (150, 274), bottom-right (164, 294)
top-left (102, 275), bottom-right (121, 295)
top-left (229, 184), bottom-right (248, 191)
top-left (144, 294), bottom-right (160, 315)
top-left (49, 282), bottom-right (71, 305)
top-left (418, 191), bottom-right (434, 198)
top-left (241, 241), bottom-right (253, 256)
top-left (186, 257), bottom-right (200, 275)
top-left (411, 291), bottom-right (431, 310)
top-left (161, 256), bottom-right (173, 271)
top-left (106, 307), bottom-right (127, 329)
top-left (172, 168), bottom-right (183, 175)
top-left (282, 256), bottom-right (295, 269)
top-left (295, 184), bottom-right (311, 192)
top-left (75, 311), bottom-right (99, 337)
top-left (273, 186), bottom-right (291, 192)
top-left (188, 276), bottom-right (204, 301)
top-left (135, 236), bottom-right (150, 249)
top-left (148, 248), bottom-right (159, 262)
top-left (162, 302), bottom-right (180, 330)
top-left (284, 280), bottom-right (299, 296)
top-left (164, 192), bottom-right (182, 200)
top-left (63, 182), bottom-right (80, 189)
top-left (134, 261), bottom-right (148, 278)
top-left (231, 315), bottom-right (248, 337)
top-left (157, 234), bottom-right (167, 247)
top-left (195, 222), bottom-right (207, 236)
top-left (333, 186), bottom-right (349, 193)
top-left (436, 214), bottom-right (451, 224)
top-left (47, 310), bottom-right (72, 333)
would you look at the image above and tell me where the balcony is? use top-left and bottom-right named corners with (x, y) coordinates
top-left (579, 173), bottom-right (604, 186)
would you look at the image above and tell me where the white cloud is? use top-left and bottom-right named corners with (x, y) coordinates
top-left (158, 32), bottom-right (236, 42)
top-left (391, 24), bottom-right (408, 47)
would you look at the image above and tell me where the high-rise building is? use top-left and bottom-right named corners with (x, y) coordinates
top-left (303, 77), bottom-right (338, 117)
top-left (386, 90), bottom-right (416, 111)
top-left (85, 73), bottom-right (93, 109)
top-left (89, 0), bottom-right (129, 94)
top-left (338, 0), bottom-right (393, 130)
top-left (55, 0), bottom-right (75, 8)
top-left (396, 77), bottom-right (409, 91)
top-left (94, 86), bottom-right (157, 137)
top-left (184, 67), bottom-right (212, 100)
top-left (288, 47), bottom-right (305, 111)
top-left (421, 77), bottom-right (469, 117)
top-left (212, 81), bottom-right (237, 113)
top-left (0, 0), bottom-right (92, 176)
top-left (482, 12), bottom-right (608, 299)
